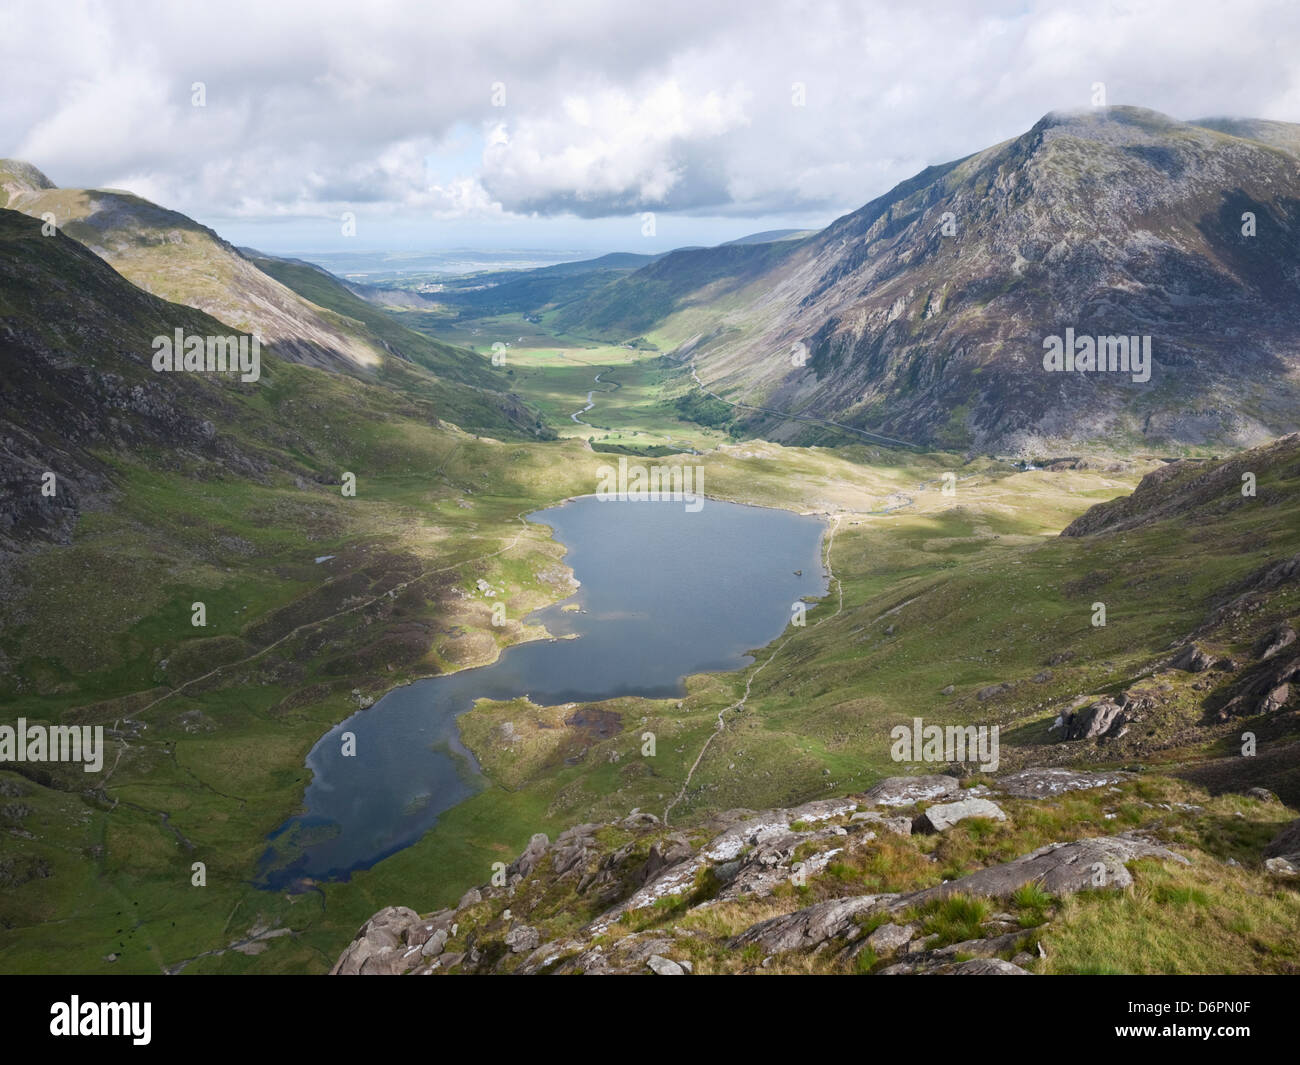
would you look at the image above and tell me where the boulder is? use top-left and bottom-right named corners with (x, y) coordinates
top-left (1255, 624), bottom-right (1296, 662)
top-left (865, 922), bottom-right (917, 958)
top-left (1171, 644), bottom-right (1213, 672)
top-left (504, 924), bottom-right (540, 954)
top-left (942, 958), bottom-right (1031, 975)
top-left (731, 895), bottom-right (892, 953)
top-left (995, 768), bottom-right (1132, 798)
top-left (508, 833), bottom-right (551, 878)
top-left (889, 835), bottom-right (1189, 909)
top-left (646, 954), bottom-right (686, 975)
top-left (1265, 856), bottom-right (1299, 879)
top-left (864, 775), bottom-right (960, 807)
top-left (1218, 655), bottom-right (1300, 719)
top-left (330, 906), bottom-right (422, 976)
top-left (913, 797), bottom-right (1006, 833)
top-left (420, 928), bottom-right (449, 958)
top-left (1063, 698), bottom-right (1126, 740)
top-left (1263, 682), bottom-right (1291, 713)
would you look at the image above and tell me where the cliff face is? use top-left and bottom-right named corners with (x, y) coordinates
top-left (0, 209), bottom-right (277, 552)
top-left (560, 108), bottom-right (1300, 453)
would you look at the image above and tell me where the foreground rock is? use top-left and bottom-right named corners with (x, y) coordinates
top-left (913, 797), bottom-right (1006, 833)
top-left (865, 775), bottom-right (960, 807)
top-left (331, 906), bottom-right (446, 976)
top-left (730, 896), bottom-right (889, 953)
top-left (331, 776), bottom-right (1211, 976)
top-left (943, 958), bottom-right (1031, 975)
top-left (995, 768), bottom-right (1132, 798)
top-left (1264, 818), bottom-right (1300, 877)
top-left (890, 835), bottom-right (1189, 909)
top-left (585, 797), bottom-right (862, 933)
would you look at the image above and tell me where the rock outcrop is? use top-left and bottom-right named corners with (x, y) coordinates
top-left (332, 769), bottom-right (1234, 976)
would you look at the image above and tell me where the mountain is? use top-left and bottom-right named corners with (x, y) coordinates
top-left (554, 237), bottom-right (803, 337)
top-left (356, 250), bottom-right (667, 319)
top-left (0, 161), bottom-right (543, 437)
top-left (556, 107), bottom-right (1300, 453)
top-left (721, 228), bottom-right (816, 245)
top-left (0, 207), bottom-right (255, 550)
top-left (0, 207), bottom-right (474, 551)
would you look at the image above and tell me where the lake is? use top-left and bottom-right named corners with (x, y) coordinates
top-left (257, 496), bottom-right (828, 888)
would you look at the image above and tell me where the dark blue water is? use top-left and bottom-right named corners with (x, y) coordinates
top-left (257, 496), bottom-right (827, 888)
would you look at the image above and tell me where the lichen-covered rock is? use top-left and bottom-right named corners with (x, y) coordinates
top-left (889, 835), bottom-right (1189, 909)
top-left (731, 895), bottom-right (892, 953)
top-left (330, 906), bottom-right (423, 976)
top-left (864, 775), bottom-right (960, 807)
top-left (995, 768), bottom-right (1132, 798)
top-left (942, 958), bottom-right (1031, 975)
top-left (865, 922), bottom-right (918, 958)
top-left (504, 924), bottom-right (540, 954)
top-left (913, 797), bottom-right (1006, 833)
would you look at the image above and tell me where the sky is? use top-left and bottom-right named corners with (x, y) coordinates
top-left (3, 0), bottom-right (1300, 257)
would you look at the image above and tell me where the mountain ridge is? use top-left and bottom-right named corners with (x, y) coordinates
top-left (0, 160), bottom-right (545, 438)
top-left (555, 107), bottom-right (1300, 454)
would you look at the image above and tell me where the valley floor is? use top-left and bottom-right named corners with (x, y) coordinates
top-left (3, 318), bottom-right (1299, 974)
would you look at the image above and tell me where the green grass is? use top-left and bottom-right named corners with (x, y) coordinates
top-left (5, 252), bottom-right (1300, 974)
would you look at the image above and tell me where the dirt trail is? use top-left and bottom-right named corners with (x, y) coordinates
top-left (102, 514), bottom-right (539, 783)
top-left (664, 514), bottom-right (844, 825)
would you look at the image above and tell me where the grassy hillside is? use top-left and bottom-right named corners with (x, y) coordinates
top-left (553, 238), bottom-right (804, 339)
top-left (0, 161), bottom-right (542, 439)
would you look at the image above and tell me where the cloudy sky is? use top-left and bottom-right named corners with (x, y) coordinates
top-left (3, 0), bottom-right (1299, 255)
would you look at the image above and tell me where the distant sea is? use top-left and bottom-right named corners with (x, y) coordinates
top-left (289, 248), bottom-right (593, 281)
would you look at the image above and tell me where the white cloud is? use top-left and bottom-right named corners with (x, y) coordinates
top-left (1, 0), bottom-right (1297, 241)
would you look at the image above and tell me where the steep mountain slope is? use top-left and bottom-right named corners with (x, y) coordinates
top-left (0, 161), bottom-right (383, 373)
top-left (558, 108), bottom-right (1300, 453)
top-left (0, 207), bottom-right (283, 551)
top-left (0, 207), bottom-right (464, 551)
top-left (246, 252), bottom-right (553, 438)
top-left (555, 237), bottom-right (803, 338)
top-left (0, 161), bottom-right (542, 437)
top-left (247, 253), bottom-right (500, 383)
